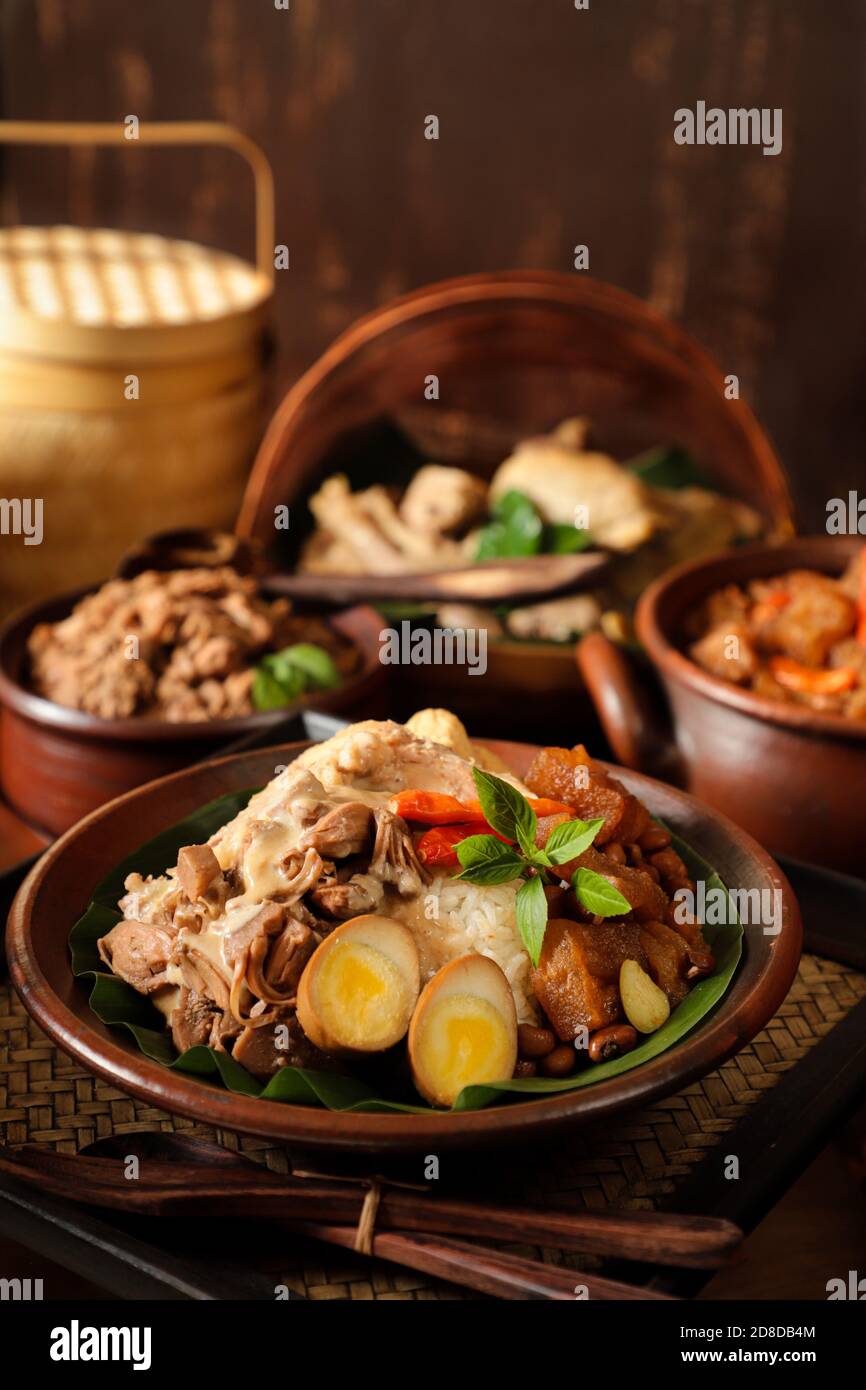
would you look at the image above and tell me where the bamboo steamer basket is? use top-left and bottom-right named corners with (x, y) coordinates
top-left (0, 122), bottom-right (274, 619)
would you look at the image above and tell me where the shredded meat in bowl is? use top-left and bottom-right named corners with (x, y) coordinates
top-left (27, 565), bottom-right (358, 722)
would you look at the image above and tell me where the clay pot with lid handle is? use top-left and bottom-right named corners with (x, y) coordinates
top-left (577, 535), bottom-right (866, 875)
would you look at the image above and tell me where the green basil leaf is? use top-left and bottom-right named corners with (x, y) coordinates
top-left (548, 523), bottom-right (592, 554)
top-left (515, 873), bottom-right (549, 967)
top-left (274, 643), bottom-right (341, 690)
top-left (455, 835), bottom-right (524, 885)
top-left (545, 816), bottom-right (605, 865)
top-left (572, 867), bottom-right (631, 918)
top-left (526, 847), bottom-right (552, 870)
top-left (252, 665), bottom-right (299, 711)
top-left (475, 489), bottom-right (543, 560)
top-left (515, 814), bottom-right (539, 859)
top-left (471, 767), bottom-right (535, 848)
top-left (627, 446), bottom-right (705, 491)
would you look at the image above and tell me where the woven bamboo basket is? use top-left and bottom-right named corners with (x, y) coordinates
top-left (0, 121), bottom-right (274, 618)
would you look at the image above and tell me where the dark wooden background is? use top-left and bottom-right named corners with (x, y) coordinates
top-left (1, 0), bottom-right (863, 526)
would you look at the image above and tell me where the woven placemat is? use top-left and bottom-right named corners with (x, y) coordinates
top-left (2, 952), bottom-right (864, 1300)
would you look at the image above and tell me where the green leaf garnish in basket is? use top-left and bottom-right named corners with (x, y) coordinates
top-left (627, 446), bottom-right (706, 491)
top-left (476, 489), bottom-right (544, 561)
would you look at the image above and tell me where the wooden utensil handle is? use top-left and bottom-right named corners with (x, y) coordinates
top-left (264, 551), bottom-right (610, 606)
top-left (376, 1193), bottom-right (740, 1269)
top-left (1, 1147), bottom-right (739, 1269)
top-left (576, 631), bottom-right (671, 775)
top-left (289, 1223), bottom-right (674, 1301)
top-left (0, 120), bottom-right (274, 281)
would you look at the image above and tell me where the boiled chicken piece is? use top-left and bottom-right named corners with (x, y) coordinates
top-left (309, 871), bottom-right (385, 918)
top-left (398, 465), bottom-right (488, 535)
top-left (490, 418), bottom-right (669, 552)
top-left (295, 719), bottom-right (486, 799)
top-left (370, 808), bottom-right (430, 896)
top-left (403, 708), bottom-right (512, 773)
top-left (505, 593), bottom-right (603, 642)
top-left (97, 920), bottom-right (175, 994)
top-left (222, 902), bottom-right (287, 970)
top-left (232, 1015), bottom-right (334, 1077)
top-left (297, 800), bottom-right (374, 858)
top-left (170, 987), bottom-right (220, 1052)
top-left (302, 475), bottom-right (465, 574)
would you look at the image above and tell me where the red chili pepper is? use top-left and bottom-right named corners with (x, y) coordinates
top-left (464, 796), bottom-right (575, 820)
top-left (388, 789), bottom-right (477, 824)
top-left (392, 788), bottom-right (575, 832)
top-left (769, 655), bottom-right (857, 695)
top-left (751, 589), bottom-right (791, 627)
top-left (416, 823), bottom-right (491, 868)
top-left (857, 547), bottom-right (866, 646)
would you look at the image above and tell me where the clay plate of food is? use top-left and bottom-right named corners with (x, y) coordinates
top-left (6, 712), bottom-right (801, 1154)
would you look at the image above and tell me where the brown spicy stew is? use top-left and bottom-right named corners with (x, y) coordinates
top-left (687, 549), bottom-right (866, 719)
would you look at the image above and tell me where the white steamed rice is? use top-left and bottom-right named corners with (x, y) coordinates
top-left (429, 875), bottom-right (539, 1024)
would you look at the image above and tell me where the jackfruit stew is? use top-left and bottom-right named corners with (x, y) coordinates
top-left (92, 710), bottom-right (727, 1108)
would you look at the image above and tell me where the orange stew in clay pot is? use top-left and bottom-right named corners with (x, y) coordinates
top-left (688, 546), bottom-right (866, 720)
top-left (577, 536), bottom-right (866, 875)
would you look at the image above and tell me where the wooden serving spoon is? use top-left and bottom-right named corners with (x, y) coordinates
top-left (115, 527), bottom-right (611, 605)
top-left (82, 1132), bottom-right (737, 1267)
top-left (0, 1131), bottom-right (738, 1295)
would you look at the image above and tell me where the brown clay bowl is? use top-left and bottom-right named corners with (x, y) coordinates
top-left (6, 738), bottom-right (802, 1156)
top-left (577, 536), bottom-right (866, 875)
top-left (0, 593), bottom-right (387, 837)
top-left (235, 271), bottom-right (794, 732)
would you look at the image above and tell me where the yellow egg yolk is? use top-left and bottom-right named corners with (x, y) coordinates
top-left (315, 939), bottom-right (409, 1048)
top-left (416, 992), bottom-right (512, 1102)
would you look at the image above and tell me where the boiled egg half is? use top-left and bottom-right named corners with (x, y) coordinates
top-left (297, 915), bottom-right (420, 1054)
top-left (408, 954), bottom-right (518, 1108)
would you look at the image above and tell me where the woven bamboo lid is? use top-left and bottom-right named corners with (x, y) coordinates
top-left (0, 224), bottom-right (272, 365)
